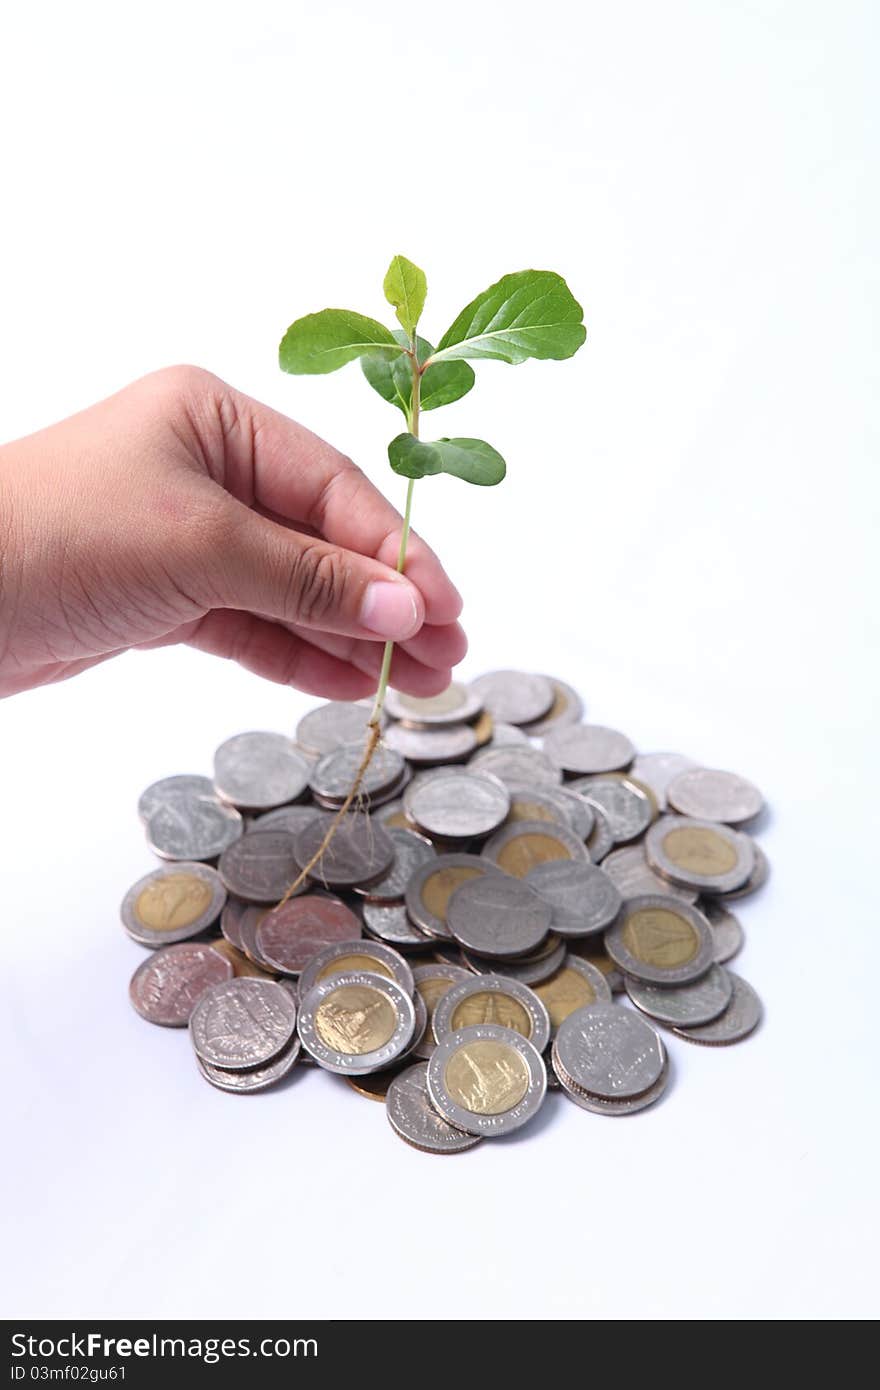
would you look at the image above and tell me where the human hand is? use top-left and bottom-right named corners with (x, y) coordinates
top-left (0, 366), bottom-right (466, 699)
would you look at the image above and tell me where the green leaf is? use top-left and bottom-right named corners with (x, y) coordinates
top-left (421, 352), bottom-right (476, 412)
top-left (279, 309), bottom-right (405, 375)
top-left (388, 434), bottom-right (506, 486)
top-left (383, 255), bottom-right (427, 338)
top-left (429, 269), bottom-right (586, 365)
top-left (362, 333), bottom-right (475, 420)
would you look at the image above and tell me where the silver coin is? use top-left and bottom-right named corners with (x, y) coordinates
top-left (585, 803), bottom-right (614, 862)
top-left (293, 812), bottom-right (395, 889)
top-left (385, 682), bottom-right (483, 727)
top-left (446, 875), bottom-right (552, 959)
top-left (524, 861), bottom-right (622, 938)
top-left (460, 937), bottom-right (567, 986)
top-left (469, 744), bottom-right (563, 789)
top-left (213, 731), bottom-right (310, 810)
top-left (432, 973), bottom-right (551, 1054)
top-left (295, 701), bottom-right (378, 757)
top-left (352, 827), bottom-right (435, 905)
top-left (218, 829), bottom-right (301, 903)
top-left (605, 893), bottom-right (716, 986)
top-left (667, 767), bottom-right (764, 824)
top-left (404, 769), bottom-right (510, 840)
top-left (145, 793), bottom-right (244, 861)
top-left (426, 1023), bottom-right (547, 1136)
top-left (481, 819), bottom-right (591, 877)
top-left (553, 1002), bottom-right (666, 1100)
top-left (554, 1051), bottom-right (670, 1115)
top-left (238, 905), bottom-right (284, 973)
top-left (520, 677), bottom-right (584, 736)
top-left (551, 788), bottom-right (596, 841)
top-left (323, 762), bottom-right (412, 810)
top-left (296, 937), bottom-right (415, 1000)
top-left (645, 816), bottom-right (755, 894)
top-left (570, 775), bottom-right (653, 843)
top-left (383, 720), bottom-right (477, 764)
top-left (505, 785), bottom-right (594, 841)
top-left (625, 963), bottom-right (733, 1027)
top-left (629, 753), bottom-right (697, 812)
top-left (486, 722), bottom-right (531, 747)
top-left (195, 1034), bottom-right (302, 1092)
top-left (386, 1063), bottom-right (482, 1154)
top-left (297, 970), bottom-right (416, 1074)
top-left (189, 977), bottom-right (297, 1069)
top-left (469, 670), bottom-right (555, 725)
top-left (129, 942), bottom-right (234, 1026)
top-left (121, 862), bottom-right (227, 947)
top-left (702, 902), bottom-right (745, 964)
top-left (719, 842), bottom-right (770, 900)
top-left (543, 724), bottom-right (635, 775)
top-left (601, 845), bottom-right (698, 904)
top-left (411, 963), bottom-right (473, 1059)
top-left (137, 774), bottom-right (215, 823)
top-left (362, 902), bottom-right (434, 949)
top-left (405, 854), bottom-right (503, 940)
top-left (309, 740), bottom-right (405, 804)
top-left (248, 805), bottom-right (320, 837)
top-left (671, 970), bottom-right (762, 1045)
top-left (396, 987), bottom-right (429, 1064)
top-left (372, 798), bottom-right (417, 831)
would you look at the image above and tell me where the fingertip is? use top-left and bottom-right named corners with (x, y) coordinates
top-left (359, 577), bottom-right (424, 641)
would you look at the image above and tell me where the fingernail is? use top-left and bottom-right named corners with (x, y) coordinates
top-left (359, 580), bottom-right (420, 640)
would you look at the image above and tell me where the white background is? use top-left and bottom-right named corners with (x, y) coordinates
top-left (1, 0), bottom-right (878, 1321)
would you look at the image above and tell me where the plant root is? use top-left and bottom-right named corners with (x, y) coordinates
top-left (272, 721), bottom-right (383, 912)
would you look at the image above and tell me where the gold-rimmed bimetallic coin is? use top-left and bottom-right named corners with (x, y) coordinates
top-left (645, 816), bottom-right (754, 894)
top-left (426, 1024), bottom-right (547, 1137)
top-left (121, 863), bottom-right (226, 947)
top-left (532, 956), bottom-right (612, 1032)
top-left (481, 820), bottom-right (590, 878)
top-left (604, 894), bottom-right (715, 986)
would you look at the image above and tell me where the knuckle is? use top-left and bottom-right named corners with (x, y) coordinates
top-left (307, 456), bottom-right (363, 530)
top-left (144, 363), bottom-right (217, 405)
top-left (286, 541), bottom-right (350, 625)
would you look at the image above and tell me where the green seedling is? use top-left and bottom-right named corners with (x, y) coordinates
top-left (276, 256), bottom-right (585, 897)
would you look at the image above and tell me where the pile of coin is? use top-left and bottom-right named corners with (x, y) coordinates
top-left (124, 669), bottom-right (767, 1154)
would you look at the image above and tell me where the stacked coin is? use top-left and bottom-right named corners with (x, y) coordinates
top-left (123, 669), bottom-right (768, 1152)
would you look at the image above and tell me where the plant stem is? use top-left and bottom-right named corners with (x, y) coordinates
top-left (369, 348), bottom-right (420, 727)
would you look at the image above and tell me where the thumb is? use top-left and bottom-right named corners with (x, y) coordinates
top-left (198, 501), bottom-right (425, 641)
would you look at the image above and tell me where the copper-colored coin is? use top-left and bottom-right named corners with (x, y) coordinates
top-left (129, 942), bottom-right (233, 1027)
top-left (255, 894), bottom-right (361, 975)
top-left (346, 1069), bottom-right (399, 1101)
top-left (220, 895), bottom-right (249, 950)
